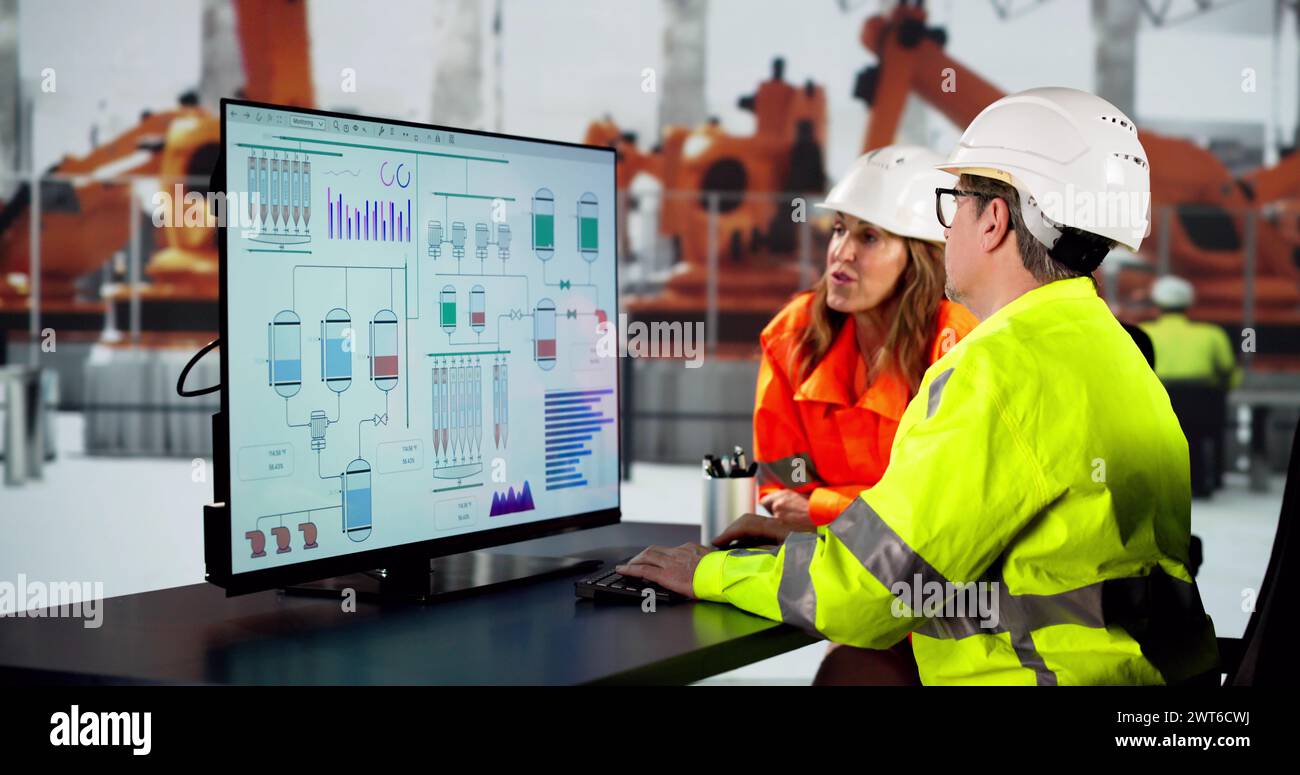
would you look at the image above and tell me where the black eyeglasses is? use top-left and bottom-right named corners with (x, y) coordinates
top-left (934, 187), bottom-right (988, 229)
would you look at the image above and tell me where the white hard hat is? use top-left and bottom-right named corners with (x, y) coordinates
top-left (937, 87), bottom-right (1152, 269)
top-left (816, 144), bottom-right (950, 243)
top-left (1152, 275), bottom-right (1194, 309)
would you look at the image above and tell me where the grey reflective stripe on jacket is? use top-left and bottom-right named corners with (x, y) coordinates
top-left (926, 367), bottom-right (955, 419)
top-left (823, 499), bottom-right (1210, 684)
top-left (776, 532), bottom-right (820, 630)
top-left (757, 453), bottom-right (820, 488)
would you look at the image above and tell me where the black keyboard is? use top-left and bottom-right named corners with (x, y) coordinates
top-left (574, 557), bottom-right (684, 605)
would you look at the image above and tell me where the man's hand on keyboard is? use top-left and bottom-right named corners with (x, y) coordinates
top-left (615, 543), bottom-right (712, 599)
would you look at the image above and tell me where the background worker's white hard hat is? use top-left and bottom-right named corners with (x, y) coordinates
top-left (937, 87), bottom-right (1152, 255)
top-left (1152, 275), bottom-right (1195, 309)
top-left (816, 144), bottom-right (950, 243)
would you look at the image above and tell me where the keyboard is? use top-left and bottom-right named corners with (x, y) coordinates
top-left (574, 557), bottom-right (684, 605)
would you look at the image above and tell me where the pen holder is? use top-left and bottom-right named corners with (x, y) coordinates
top-left (701, 474), bottom-right (756, 546)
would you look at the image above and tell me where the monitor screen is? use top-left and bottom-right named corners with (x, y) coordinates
top-left (217, 101), bottom-right (619, 584)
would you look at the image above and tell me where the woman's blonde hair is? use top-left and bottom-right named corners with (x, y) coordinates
top-left (793, 232), bottom-right (946, 396)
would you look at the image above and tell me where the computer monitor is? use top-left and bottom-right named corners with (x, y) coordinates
top-left (205, 99), bottom-right (619, 595)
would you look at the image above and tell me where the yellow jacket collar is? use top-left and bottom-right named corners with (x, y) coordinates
top-left (966, 276), bottom-right (1099, 343)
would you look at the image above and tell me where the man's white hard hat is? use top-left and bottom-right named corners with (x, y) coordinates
top-left (816, 144), bottom-right (950, 243)
top-left (1152, 275), bottom-right (1195, 310)
top-left (937, 87), bottom-right (1152, 264)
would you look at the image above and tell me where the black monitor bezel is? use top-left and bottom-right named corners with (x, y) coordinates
top-left (209, 98), bottom-right (621, 596)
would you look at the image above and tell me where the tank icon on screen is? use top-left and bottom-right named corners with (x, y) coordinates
top-left (534, 298), bottom-right (557, 371)
top-left (532, 188), bottom-right (555, 261)
top-left (439, 286), bottom-right (457, 333)
top-left (321, 308), bottom-right (353, 393)
top-left (269, 308), bottom-right (301, 395)
top-left (470, 286), bottom-right (486, 333)
top-left (269, 310), bottom-right (302, 397)
top-left (343, 458), bottom-right (373, 542)
top-left (370, 309), bottom-right (399, 391)
top-left (577, 192), bottom-right (599, 262)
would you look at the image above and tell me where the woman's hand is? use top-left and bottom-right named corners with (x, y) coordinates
top-left (711, 513), bottom-right (795, 548)
top-left (760, 489), bottom-right (816, 532)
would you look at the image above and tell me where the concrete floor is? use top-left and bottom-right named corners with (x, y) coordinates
top-left (0, 413), bottom-right (1286, 684)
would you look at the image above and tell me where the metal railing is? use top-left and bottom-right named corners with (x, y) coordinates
top-left (4, 172), bottom-right (1300, 470)
top-left (614, 189), bottom-right (1300, 367)
top-left (1, 174), bottom-right (1297, 371)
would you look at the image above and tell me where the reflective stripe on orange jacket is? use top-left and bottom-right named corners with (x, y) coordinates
top-left (754, 293), bottom-right (979, 525)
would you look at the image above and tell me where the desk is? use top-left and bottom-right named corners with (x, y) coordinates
top-left (1228, 388), bottom-right (1300, 410)
top-left (0, 522), bottom-right (818, 685)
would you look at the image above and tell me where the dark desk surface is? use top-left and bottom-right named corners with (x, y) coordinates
top-left (0, 523), bottom-right (819, 685)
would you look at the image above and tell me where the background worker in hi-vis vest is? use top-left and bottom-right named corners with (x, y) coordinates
top-left (619, 87), bottom-right (1220, 686)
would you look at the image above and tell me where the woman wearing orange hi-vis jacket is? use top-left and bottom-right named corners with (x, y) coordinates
top-left (750, 145), bottom-right (977, 533)
top-left (741, 145), bottom-right (977, 683)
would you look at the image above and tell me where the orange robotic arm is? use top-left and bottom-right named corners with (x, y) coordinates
top-left (857, 5), bottom-right (1003, 152)
top-left (233, 0), bottom-right (315, 107)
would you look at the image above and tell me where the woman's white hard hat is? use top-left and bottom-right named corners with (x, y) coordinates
top-left (816, 144), bottom-right (950, 243)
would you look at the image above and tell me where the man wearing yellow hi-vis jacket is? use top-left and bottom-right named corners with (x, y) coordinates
top-left (618, 87), bottom-right (1219, 686)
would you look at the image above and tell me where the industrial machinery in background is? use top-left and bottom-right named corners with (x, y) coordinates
top-left (0, 0), bottom-right (314, 343)
top-left (856, 2), bottom-right (1300, 354)
top-left (599, 6), bottom-right (1300, 352)
top-left (586, 58), bottom-right (829, 344)
top-left (0, 0), bottom-right (315, 461)
top-left (0, 104), bottom-right (205, 312)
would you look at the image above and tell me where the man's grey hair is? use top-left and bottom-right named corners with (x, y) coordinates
top-left (959, 173), bottom-right (1097, 284)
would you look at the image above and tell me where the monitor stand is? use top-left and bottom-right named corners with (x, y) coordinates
top-left (282, 551), bottom-right (602, 604)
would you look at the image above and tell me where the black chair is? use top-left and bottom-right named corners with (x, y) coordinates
top-left (1121, 322), bottom-right (1156, 372)
top-left (1163, 380), bottom-right (1229, 498)
top-left (1218, 417), bottom-right (1300, 685)
top-left (1123, 325), bottom-right (1208, 577)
